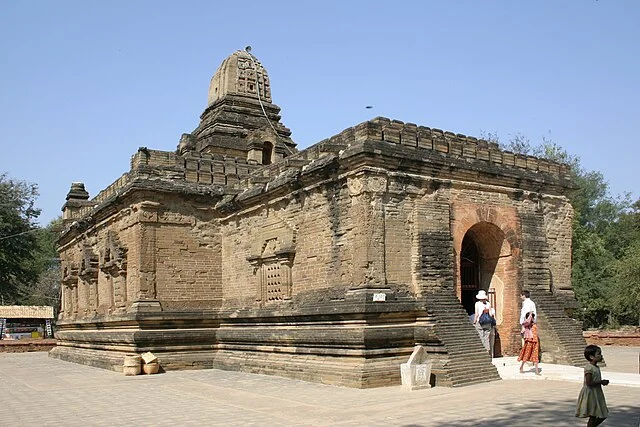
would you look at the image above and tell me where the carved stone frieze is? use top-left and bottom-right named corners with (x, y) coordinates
top-left (99, 231), bottom-right (128, 276)
top-left (61, 262), bottom-right (79, 287)
top-left (347, 176), bottom-right (364, 196)
top-left (79, 244), bottom-right (99, 284)
top-left (347, 174), bottom-right (388, 197)
top-left (367, 175), bottom-right (388, 193)
top-left (137, 201), bottom-right (160, 223)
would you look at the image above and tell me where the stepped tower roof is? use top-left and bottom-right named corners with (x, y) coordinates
top-left (208, 49), bottom-right (272, 106)
top-left (178, 48), bottom-right (296, 161)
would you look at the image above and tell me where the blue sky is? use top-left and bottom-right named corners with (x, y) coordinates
top-left (1, 1), bottom-right (638, 225)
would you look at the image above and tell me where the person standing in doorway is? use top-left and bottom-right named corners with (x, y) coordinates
top-left (473, 290), bottom-right (495, 356)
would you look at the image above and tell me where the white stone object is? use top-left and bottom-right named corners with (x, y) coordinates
top-left (400, 345), bottom-right (432, 390)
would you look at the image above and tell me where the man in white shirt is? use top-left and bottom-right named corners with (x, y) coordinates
top-left (520, 290), bottom-right (537, 325)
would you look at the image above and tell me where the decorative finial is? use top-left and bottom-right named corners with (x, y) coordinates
top-left (245, 45), bottom-right (252, 53)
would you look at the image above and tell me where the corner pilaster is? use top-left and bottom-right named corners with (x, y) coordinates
top-left (129, 201), bottom-right (161, 313)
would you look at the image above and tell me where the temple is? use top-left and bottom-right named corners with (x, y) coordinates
top-left (51, 49), bottom-right (587, 388)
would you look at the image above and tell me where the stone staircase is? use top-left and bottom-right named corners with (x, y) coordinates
top-left (425, 291), bottom-right (501, 387)
top-left (531, 290), bottom-right (587, 367)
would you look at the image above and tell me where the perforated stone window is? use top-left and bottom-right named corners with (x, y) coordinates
top-left (263, 261), bottom-right (285, 302)
top-left (248, 236), bottom-right (295, 305)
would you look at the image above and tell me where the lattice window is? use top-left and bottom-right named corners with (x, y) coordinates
top-left (248, 238), bottom-right (295, 305)
top-left (264, 262), bottom-right (284, 302)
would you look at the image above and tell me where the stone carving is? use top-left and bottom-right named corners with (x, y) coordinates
top-left (347, 176), bottom-right (364, 196)
top-left (61, 261), bottom-right (79, 318)
top-left (100, 231), bottom-right (127, 274)
top-left (400, 345), bottom-right (432, 390)
top-left (347, 175), bottom-right (388, 196)
top-left (61, 263), bottom-right (79, 287)
top-left (367, 176), bottom-right (387, 193)
top-left (79, 245), bottom-right (98, 279)
top-left (76, 244), bottom-right (99, 317)
top-left (247, 219), bottom-right (296, 304)
top-left (99, 231), bottom-right (128, 311)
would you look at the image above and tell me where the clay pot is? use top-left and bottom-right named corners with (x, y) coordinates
top-left (143, 362), bottom-right (160, 374)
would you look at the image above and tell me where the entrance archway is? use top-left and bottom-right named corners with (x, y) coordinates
top-left (458, 221), bottom-right (515, 325)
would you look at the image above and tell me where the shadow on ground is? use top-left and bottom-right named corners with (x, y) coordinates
top-left (402, 398), bottom-right (639, 427)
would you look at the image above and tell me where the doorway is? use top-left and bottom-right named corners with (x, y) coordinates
top-left (460, 235), bottom-right (479, 315)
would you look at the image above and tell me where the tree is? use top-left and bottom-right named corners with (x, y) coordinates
top-left (18, 219), bottom-right (62, 314)
top-left (611, 241), bottom-right (640, 326)
top-left (0, 173), bottom-right (41, 304)
top-left (609, 200), bottom-right (640, 326)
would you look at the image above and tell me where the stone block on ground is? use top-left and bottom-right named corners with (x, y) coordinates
top-left (401, 345), bottom-right (432, 390)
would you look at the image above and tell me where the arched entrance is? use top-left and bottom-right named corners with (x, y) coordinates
top-left (459, 221), bottom-right (517, 357)
top-left (458, 221), bottom-right (516, 325)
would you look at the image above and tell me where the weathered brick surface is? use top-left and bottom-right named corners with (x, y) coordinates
top-left (52, 50), bottom-right (581, 388)
top-left (584, 330), bottom-right (640, 346)
top-left (0, 339), bottom-right (56, 353)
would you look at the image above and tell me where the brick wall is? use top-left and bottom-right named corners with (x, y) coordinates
top-left (584, 330), bottom-right (640, 346)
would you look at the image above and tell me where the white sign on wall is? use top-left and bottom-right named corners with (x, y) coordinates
top-left (372, 293), bottom-right (386, 302)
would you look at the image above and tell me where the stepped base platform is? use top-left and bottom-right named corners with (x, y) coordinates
top-left (49, 292), bottom-right (506, 388)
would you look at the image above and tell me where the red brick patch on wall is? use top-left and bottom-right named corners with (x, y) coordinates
top-left (0, 339), bottom-right (56, 353)
top-left (583, 330), bottom-right (640, 347)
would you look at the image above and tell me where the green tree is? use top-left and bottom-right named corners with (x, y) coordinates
top-left (609, 200), bottom-right (640, 326)
top-left (18, 219), bottom-right (62, 313)
top-left (610, 241), bottom-right (640, 326)
top-left (0, 173), bottom-right (41, 304)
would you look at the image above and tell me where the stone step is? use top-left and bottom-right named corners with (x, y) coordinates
top-left (424, 291), bottom-right (501, 386)
top-left (532, 291), bottom-right (588, 367)
top-left (448, 373), bottom-right (501, 387)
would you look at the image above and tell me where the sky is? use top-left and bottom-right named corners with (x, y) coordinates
top-left (1, 1), bottom-right (638, 226)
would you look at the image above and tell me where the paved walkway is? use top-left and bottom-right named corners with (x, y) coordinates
top-left (0, 350), bottom-right (639, 426)
top-left (493, 346), bottom-right (640, 388)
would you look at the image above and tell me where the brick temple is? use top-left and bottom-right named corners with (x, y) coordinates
top-left (51, 49), bottom-right (587, 387)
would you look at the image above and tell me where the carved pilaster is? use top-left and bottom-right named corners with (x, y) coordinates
top-left (99, 231), bottom-right (128, 314)
top-left (78, 244), bottom-right (99, 318)
top-left (129, 202), bottom-right (161, 313)
top-left (347, 173), bottom-right (388, 289)
top-left (61, 263), bottom-right (79, 320)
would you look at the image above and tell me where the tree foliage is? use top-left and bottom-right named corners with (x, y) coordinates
top-left (18, 220), bottom-right (62, 314)
top-left (0, 173), bottom-right (41, 304)
top-left (609, 202), bottom-right (640, 326)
